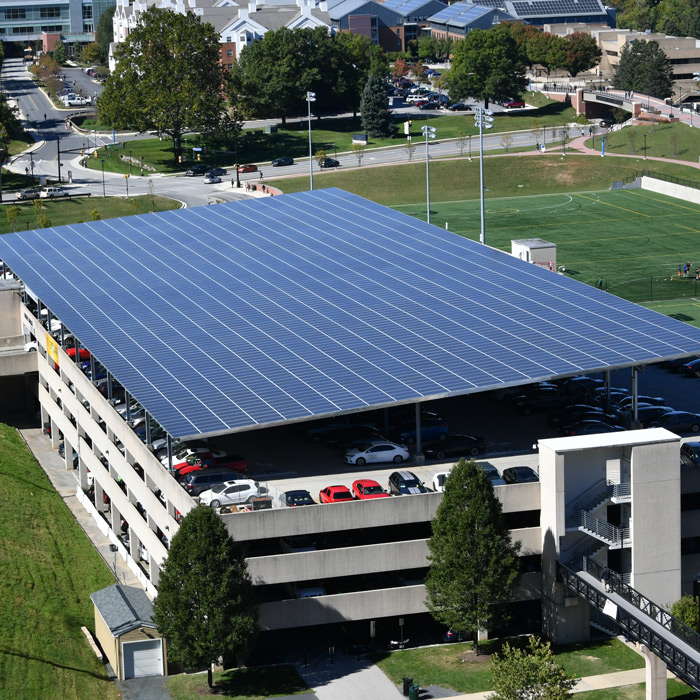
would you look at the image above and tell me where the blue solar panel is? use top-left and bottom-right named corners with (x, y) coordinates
top-left (429, 1), bottom-right (468, 20)
top-left (2, 188), bottom-right (700, 441)
top-left (448, 4), bottom-right (492, 24)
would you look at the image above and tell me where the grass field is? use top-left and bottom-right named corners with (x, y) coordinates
top-left (0, 423), bottom-right (119, 700)
top-left (394, 187), bottom-right (700, 302)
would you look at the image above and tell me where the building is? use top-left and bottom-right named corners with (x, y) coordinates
top-left (427, 2), bottom-right (517, 41)
top-left (111, 0), bottom-right (331, 71)
top-left (327, 0), bottom-right (445, 51)
top-left (0, 0), bottom-right (112, 53)
top-left (1, 188), bottom-right (699, 648)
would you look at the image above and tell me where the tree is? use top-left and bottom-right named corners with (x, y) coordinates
top-left (612, 39), bottom-right (674, 99)
top-left (417, 35), bottom-right (438, 62)
top-left (656, 0), bottom-right (700, 39)
top-left (449, 25), bottom-right (527, 108)
top-left (393, 56), bottom-right (409, 82)
top-left (489, 636), bottom-right (579, 700)
top-left (52, 40), bottom-right (67, 65)
top-left (98, 7), bottom-right (226, 160)
top-left (95, 5), bottom-right (116, 63)
top-left (501, 133), bottom-right (514, 153)
top-left (81, 42), bottom-right (102, 66)
top-left (563, 33), bottom-right (602, 77)
top-left (670, 595), bottom-right (699, 632)
top-left (425, 459), bottom-right (521, 654)
top-left (153, 505), bottom-right (257, 689)
top-left (360, 73), bottom-right (396, 138)
top-left (6, 205), bottom-right (18, 232)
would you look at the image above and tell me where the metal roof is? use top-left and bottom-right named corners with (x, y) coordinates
top-left (2, 188), bottom-right (700, 440)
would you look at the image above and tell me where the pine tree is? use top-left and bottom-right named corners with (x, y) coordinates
top-left (612, 40), bottom-right (674, 99)
top-left (360, 73), bottom-right (396, 138)
top-left (425, 459), bottom-right (521, 654)
top-left (153, 505), bottom-right (257, 688)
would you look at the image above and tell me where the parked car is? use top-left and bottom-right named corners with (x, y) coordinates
top-left (649, 411), bottom-right (700, 433)
top-left (502, 466), bottom-right (539, 484)
top-left (282, 489), bottom-right (316, 506)
top-left (565, 420), bottom-right (626, 436)
top-left (388, 470), bottom-right (430, 495)
top-left (61, 95), bottom-right (90, 106)
top-left (556, 410), bottom-right (620, 434)
top-left (423, 434), bottom-right (485, 459)
top-left (199, 479), bottom-right (261, 508)
top-left (479, 461), bottom-right (507, 486)
top-left (180, 468), bottom-right (242, 496)
top-left (513, 386), bottom-right (565, 414)
top-left (319, 485), bottom-right (354, 503)
top-left (16, 188), bottom-right (39, 200)
top-left (272, 157), bottom-right (294, 167)
top-left (396, 418), bottom-right (449, 444)
top-left (305, 421), bottom-right (379, 445)
top-left (237, 164), bottom-right (258, 173)
top-left (280, 535), bottom-right (316, 553)
top-left (682, 358), bottom-right (700, 377)
top-left (418, 102), bottom-right (438, 110)
top-left (681, 442), bottom-right (700, 467)
top-left (503, 99), bottom-right (525, 108)
top-left (635, 405), bottom-right (674, 427)
top-left (614, 395), bottom-right (666, 409)
top-left (205, 167), bottom-right (227, 176)
top-left (185, 165), bottom-right (208, 176)
top-left (432, 471), bottom-right (450, 492)
top-left (548, 404), bottom-right (611, 428)
top-left (352, 479), bottom-right (390, 499)
top-left (66, 347), bottom-right (90, 361)
top-left (203, 174), bottom-right (221, 184)
top-left (177, 454), bottom-right (247, 476)
top-left (448, 102), bottom-right (472, 111)
top-left (345, 440), bottom-right (410, 466)
top-left (40, 186), bottom-right (67, 199)
top-left (319, 157), bottom-right (340, 168)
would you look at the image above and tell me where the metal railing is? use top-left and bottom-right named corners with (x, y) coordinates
top-left (580, 511), bottom-right (629, 545)
top-left (583, 90), bottom-right (625, 106)
top-left (631, 170), bottom-right (700, 191)
top-left (610, 482), bottom-right (631, 500)
top-left (559, 561), bottom-right (700, 691)
top-left (565, 481), bottom-right (613, 528)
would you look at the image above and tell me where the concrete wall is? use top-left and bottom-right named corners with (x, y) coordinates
top-left (0, 284), bottom-right (23, 338)
top-left (0, 352), bottom-right (37, 377)
top-left (641, 177), bottom-right (700, 205)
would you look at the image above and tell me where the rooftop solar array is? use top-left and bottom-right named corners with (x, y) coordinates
top-left (2, 188), bottom-right (700, 440)
top-left (380, 0), bottom-right (438, 14)
top-left (510, 0), bottom-right (604, 15)
top-left (448, 4), bottom-right (493, 25)
top-left (429, 1), bottom-right (469, 21)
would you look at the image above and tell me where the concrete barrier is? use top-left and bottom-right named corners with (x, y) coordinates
top-left (641, 176), bottom-right (700, 205)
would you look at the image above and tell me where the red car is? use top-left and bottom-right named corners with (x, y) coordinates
top-left (352, 479), bottom-right (390, 500)
top-left (66, 347), bottom-right (91, 361)
top-left (413, 100), bottom-right (429, 108)
top-left (176, 453), bottom-right (247, 476)
top-left (503, 99), bottom-right (525, 109)
top-left (319, 485), bottom-right (354, 503)
top-left (238, 164), bottom-right (258, 173)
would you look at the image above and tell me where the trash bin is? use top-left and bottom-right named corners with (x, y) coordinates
top-left (402, 677), bottom-right (413, 696)
top-left (409, 683), bottom-right (420, 700)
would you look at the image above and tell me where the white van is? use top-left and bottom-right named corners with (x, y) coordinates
top-left (40, 186), bottom-right (67, 199)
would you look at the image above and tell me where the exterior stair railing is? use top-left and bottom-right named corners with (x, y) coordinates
top-left (579, 511), bottom-right (630, 545)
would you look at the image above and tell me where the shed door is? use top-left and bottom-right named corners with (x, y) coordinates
top-left (123, 639), bottom-right (163, 679)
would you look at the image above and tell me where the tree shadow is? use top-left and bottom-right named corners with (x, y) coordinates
top-left (0, 646), bottom-right (109, 680)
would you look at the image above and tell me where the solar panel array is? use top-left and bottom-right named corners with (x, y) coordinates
top-left (2, 188), bottom-right (700, 441)
top-left (380, 0), bottom-right (437, 14)
top-left (510, 0), bottom-right (603, 15)
top-left (429, 1), bottom-right (469, 21)
top-left (448, 4), bottom-right (492, 25)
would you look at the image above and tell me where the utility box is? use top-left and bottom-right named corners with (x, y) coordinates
top-left (264, 125), bottom-right (278, 134)
top-left (511, 238), bottom-right (557, 272)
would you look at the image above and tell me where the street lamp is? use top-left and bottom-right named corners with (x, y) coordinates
top-left (421, 125), bottom-right (436, 224)
top-left (306, 91), bottom-right (316, 191)
top-left (644, 133), bottom-right (647, 160)
top-left (100, 159), bottom-right (105, 197)
top-left (474, 108), bottom-right (494, 245)
top-left (29, 150), bottom-right (35, 187)
top-left (124, 173), bottom-right (129, 198)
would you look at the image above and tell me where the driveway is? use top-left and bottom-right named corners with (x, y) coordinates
top-left (116, 675), bottom-right (172, 700)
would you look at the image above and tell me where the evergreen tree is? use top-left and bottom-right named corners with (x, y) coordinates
top-left (489, 636), bottom-right (579, 700)
top-left (670, 595), bottom-right (699, 632)
top-left (613, 39), bottom-right (674, 98)
top-left (360, 73), bottom-right (396, 138)
top-left (153, 505), bottom-right (257, 689)
top-left (95, 6), bottom-right (116, 63)
top-left (425, 459), bottom-right (521, 654)
top-left (52, 40), bottom-right (67, 65)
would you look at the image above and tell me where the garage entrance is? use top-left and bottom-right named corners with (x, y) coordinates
top-left (123, 638), bottom-right (164, 679)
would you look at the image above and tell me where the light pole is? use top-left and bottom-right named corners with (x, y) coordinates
top-left (644, 134), bottom-right (647, 160)
top-left (421, 125), bottom-right (436, 224)
top-left (100, 159), bottom-right (105, 197)
top-left (124, 173), bottom-right (129, 198)
top-left (306, 91), bottom-right (316, 190)
top-left (29, 150), bottom-right (35, 187)
top-left (474, 108), bottom-right (494, 245)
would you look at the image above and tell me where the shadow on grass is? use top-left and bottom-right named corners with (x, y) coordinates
top-left (669, 313), bottom-right (695, 322)
top-left (210, 666), bottom-right (309, 697)
top-left (0, 646), bottom-right (109, 680)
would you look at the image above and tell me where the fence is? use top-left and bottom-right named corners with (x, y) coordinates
top-left (603, 275), bottom-right (700, 303)
top-left (628, 170), bottom-right (700, 191)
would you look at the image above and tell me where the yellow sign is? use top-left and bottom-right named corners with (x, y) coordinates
top-left (46, 333), bottom-right (59, 366)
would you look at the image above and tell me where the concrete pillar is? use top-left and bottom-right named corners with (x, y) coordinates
top-left (63, 437), bottom-right (74, 471)
top-left (78, 456), bottom-right (90, 491)
top-left (94, 481), bottom-right (105, 511)
top-left (50, 415), bottom-right (59, 449)
top-left (149, 557), bottom-right (160, 586)
top-left (130, 530), bottom-right (141, 561)
top-left (638, 644), bottom-right (667, 700)
top-left (111, 505), bottom-right (122, 535)
top-left (477, 627), bottom-right (488, 642)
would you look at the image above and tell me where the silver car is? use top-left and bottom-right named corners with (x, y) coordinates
top-left (199, 479), bottom-right (260, 508)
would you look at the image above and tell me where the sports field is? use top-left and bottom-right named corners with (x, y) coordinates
top-left (395, 188), bottom-right (700, 306)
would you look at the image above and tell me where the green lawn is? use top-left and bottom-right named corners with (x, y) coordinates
top-left (0, 423), bottom-right (120, 700)
top-left (168, 665), bottom-right (310, 699)
top-left (581, 680), bottom-right (698, 700)
top-left (585, 122), bottom-right (700, 163)
top-left (373, 638), bottom-right (644, 694)
top-left (640, 298), bottom-right (700, 329)
top-left (0, 195), bottom-right (179, 234)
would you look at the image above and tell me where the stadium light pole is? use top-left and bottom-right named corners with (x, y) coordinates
top-left (474, 108), bottom-right (494, 245)
top-left (307, 91), bottom-right (316, 191)
top-left (421, 125), bottom-right (436, 224)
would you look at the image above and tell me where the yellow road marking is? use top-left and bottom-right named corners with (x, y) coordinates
top-left (574, 193), bottom-right (650, 217)
top-left (624, 189), bottom-right (700, 214)
top-left (673, 224), bottom-right (700, 234)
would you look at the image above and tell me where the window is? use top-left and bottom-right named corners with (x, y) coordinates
top-left (226, 49), bottom-right (233, 56)
top-left (6, 8), bottom-right (26, 19)
top-left (82, 5), bottom-right (92, 18)
top-left (41, 7), bottom-right (61, 18)
top-left (13, 26), bottom-right (34, 33)
top-left (225, 35), bottom-right (231, 41)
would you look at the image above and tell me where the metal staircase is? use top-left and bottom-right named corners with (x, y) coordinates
top-left (558, 559), bottom-right (700, 692)
top-left (565, 479), bottom-right (631, 547)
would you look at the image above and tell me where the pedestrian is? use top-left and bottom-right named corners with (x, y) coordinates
top-left (679, 265), bottom-right (682, 278)
top-left (581, 129), bottom-right (585, 137)
top-left (687, 261), bottom-right (692, 277)
top-left (261, 184), bottom-right (266, 193)
top-left (259, 171), bottom-right (263, 180)
top-left (597, 278), bottom-right (603, 289)
top-left (231, 178), bottom-right (234, 189)
top-left (24, 166), bottom-right (29, 176)
top-left (601, 564), bottom-right (611, 592)
top-left (695, 268), bottom-right (699, 280)
top-left (589, 126), bottom-right (593, 136)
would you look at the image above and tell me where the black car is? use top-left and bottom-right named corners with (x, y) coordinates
top-left (513, 386), bottom-right (565, 415)
top-left (283, 489), bottom-right (316, 506)
top-left (272, 157), bottom-right (294, 167)
top-left (682, 358), bottom-right (700, 377)
top-left (634, 405), bottom-right (673, 427)
top-left (558, 411), bottom-right (621, 434)
top-left (448, 102), bottom-right (472, 111)
top-left (423, 434), bottom-right (486, 460)
top-left (205, 167), bottom-right (228, 177)
top-left (185, 164), bottom-right (208, 176)
top-left (548, 404), bottom-right (610, 428)
top-left (418, 102), bottom-right (438, 110)
top-left (388, 470), bottom-right (430, 496)
top-left (502, 466), bottom-right (539, 484)
top-left (681, 442), bottom-right (700, 467)
top-left (319, 158), bottom-right (340, 168)
top-left (564, 420), bottom-right (626, 436)
top-left (649, 411), bottom-right (700, 434)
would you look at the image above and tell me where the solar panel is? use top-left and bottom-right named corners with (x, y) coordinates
top-left (511, 0), bottom-right (603, 14)
top-left (396, 0), bottom-right (432, 14)
top-left (448, 4), bottom-right (491, 24)
top-left (429, 1), bottom-right (468, 21)
top-left (3, 188), bottom-right (700, 441)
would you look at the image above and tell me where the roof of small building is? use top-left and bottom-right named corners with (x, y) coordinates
top-left (512, 238), bottom-right (556, 248)
top-left (90, 584), bottom-right (156, 638)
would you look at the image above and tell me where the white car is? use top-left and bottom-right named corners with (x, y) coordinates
top-left (199, 479), bottom-right (261, 508)
top-left (39, 186), bottom-right (67, 199)
top-left (61, 95), bottom-right (91, 106)
top-left (159, 444), bottom-right (226, 468)
top-left (345, 440), bottom-right (410, 466)
top-left (432, 471), bottom-right (449, 492)
top-left (203, 175), bottom-right (221, 184)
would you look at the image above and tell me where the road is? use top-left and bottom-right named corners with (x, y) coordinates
top-left (1, 57), bottom-right (591, 208)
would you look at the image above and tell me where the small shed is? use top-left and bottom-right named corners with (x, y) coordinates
top-left (511, 238), bottom-right (557, 270)
top-left (90, 583), bottom-right (166, 680)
